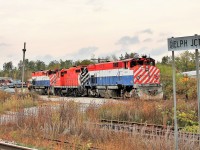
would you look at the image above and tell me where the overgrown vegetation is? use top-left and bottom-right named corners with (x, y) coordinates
top-left (95, 100), bottom-right (199, 132)
top-left (0, 91), bottom-right (46, 114)
top-left (157, 63), bottom-right (197, 100)
top-left (0, 98), bottom-right (199, 149)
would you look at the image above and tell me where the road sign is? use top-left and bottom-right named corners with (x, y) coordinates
top-left (168, 34), bottom-right (200, 149)
top-left (168, 35), bottom-right (200, 51)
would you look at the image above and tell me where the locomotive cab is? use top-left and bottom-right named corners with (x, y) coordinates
top-left (130, 57), bottom-right (155, 68)
top-left (129, 56), bottom-right (163, 100)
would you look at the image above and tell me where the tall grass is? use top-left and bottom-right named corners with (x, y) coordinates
top-left (0, 101), bottom-right (196, 150)
top-left (94, 99), bottom-right (199, 134)
top-left (0, 99), bottom-right (199, 149)
top-left (0, 91), bottom-right (38, 114)
top-left (96, 100), bottom-right (165, 124)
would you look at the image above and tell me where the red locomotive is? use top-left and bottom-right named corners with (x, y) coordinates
top-left (29, 55), bottom-right (163, 99)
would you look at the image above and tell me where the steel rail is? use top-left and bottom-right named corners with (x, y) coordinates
top-left (0, 141), bottom-right (36, 150)
top-left (87, 119), bottom-right (200, 141)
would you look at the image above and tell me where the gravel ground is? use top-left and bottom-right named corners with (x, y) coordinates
top-left (39, 95), bottom-right (115, 105)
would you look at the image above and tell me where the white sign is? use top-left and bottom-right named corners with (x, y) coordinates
top-left (168, 35), bottom-right (200, 51)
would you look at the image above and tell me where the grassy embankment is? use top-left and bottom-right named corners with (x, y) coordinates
top-left (0, 92), bottom-right (199, 149)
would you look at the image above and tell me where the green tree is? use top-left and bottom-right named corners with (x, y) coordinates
top-left (175, 51), bottom-right (195, 72)
top-left (48, 60), bottom-right (60, 70)
top-left (161, 56), bottom-right (171, 65)
top-left (74, 59), bottom-right (93, 66)
top-left (27, 60), bottom-right (36, 71)
top-left (35, 60), bottom-right (46, 71)
top-left (111, 54), bottom-right (118, 61)
top-left (157, 63), bottom-right (173, 99)
top-left (60, 59), bottom-right (73, 69)
top-left (3, 61), bottom-right (13, 72)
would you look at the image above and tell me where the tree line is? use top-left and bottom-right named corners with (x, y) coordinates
top-left (0, 51), bottom-right (197, 82)
top-left (0, 59), bottom-right (95, 81)
top-left (159, 51), bottom-right (196, 72)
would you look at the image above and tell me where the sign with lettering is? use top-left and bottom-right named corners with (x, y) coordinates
top-left (168, 35), bottom-right (200, 51)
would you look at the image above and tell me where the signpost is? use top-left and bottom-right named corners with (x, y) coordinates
top-left (168, 34), bottom-right (200, 150)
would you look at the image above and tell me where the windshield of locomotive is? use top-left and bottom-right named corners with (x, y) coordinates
top-left (130, 58), bottom-right (155, 67)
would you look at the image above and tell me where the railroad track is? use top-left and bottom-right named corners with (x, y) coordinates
top-left (45, 138), bottom-right (101, 150)
top-left (86, 119), bottom-right (200, 141)
top-left (99, 119), bottom-right (174, 134)
top-left (0, 141), bottom-right (36, 150)
top-left (100, 119), bottom-right (174, 130)
top-left (0, 138), bottom-right (101, 150)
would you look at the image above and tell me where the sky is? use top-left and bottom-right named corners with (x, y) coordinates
top-left (0, 0), bottom-right (200, 69)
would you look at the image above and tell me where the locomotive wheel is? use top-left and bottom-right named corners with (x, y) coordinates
top-left (54, 89), bottom-right (59, 96)
top-left (59, 90), bottom-right (63, 97)
top-left (73, 89), bottom-right (77, 97)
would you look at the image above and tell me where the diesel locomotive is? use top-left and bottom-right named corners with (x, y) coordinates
top-left (29, 56), bottom-right (163, 100)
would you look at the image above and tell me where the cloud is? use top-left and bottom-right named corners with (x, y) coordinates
top-left (143, 38), bottom-right (152, 42)
top-left (149, 46), bottom-right (167, 56)
top-left (157, 32), bottom-right (171, 43)
top-left (33, 54), bottom-right (55, 64)
top-left (141, 29), bottom-right (153, 34)
top-left (7, 54), bottom-right (15, 58)
top-left (0, 43), bottom-right (9, 47)
top-left (116, 36), bottom-right (139, 46)
top-left (78, 46), bottom-right (98, 55)
top-left (86, 0), bottom-right (105, 11)
top-left (63, 46), bottom-right (99, 60)
top-left (30, 47), bottom-right (98, 65)
top-left (157, 38), bottom-right (166, 43)
top-left (78, 46), bottom-right (98, 54)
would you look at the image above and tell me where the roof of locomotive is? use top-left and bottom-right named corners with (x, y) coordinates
top-left (31, 56), bottom-right (155, 73)
top-left (88, 56), bottom-right (155, 66)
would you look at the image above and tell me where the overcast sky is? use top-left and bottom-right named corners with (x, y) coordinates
top-left (0, 0), bottom-right (200, 69)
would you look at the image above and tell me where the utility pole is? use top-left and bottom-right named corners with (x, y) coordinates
top-left (21, 42), bottom-right (26, 92)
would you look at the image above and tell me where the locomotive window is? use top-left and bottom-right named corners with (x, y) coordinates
top-left (130, 61), bottom-right (137, 67)
top-left (113, 62), bottom-right (118, 67)
top-left (75, 69), bottom-right (80, 73)
top-left (145, 60), bottom-right (155, 66)
top-left (138, 60), bottom-right (143, 65)
top-left (150, 61), bottom-right (155, 66)
top-left (124, 62), bottom-right (128, 69)
top-left (61, 71), bottom-right (67, 77)
top-left (61, 72), bottom-right (64, 77)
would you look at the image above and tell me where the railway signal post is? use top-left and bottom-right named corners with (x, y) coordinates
top-left (21, 42), bottom-right (26, 93)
